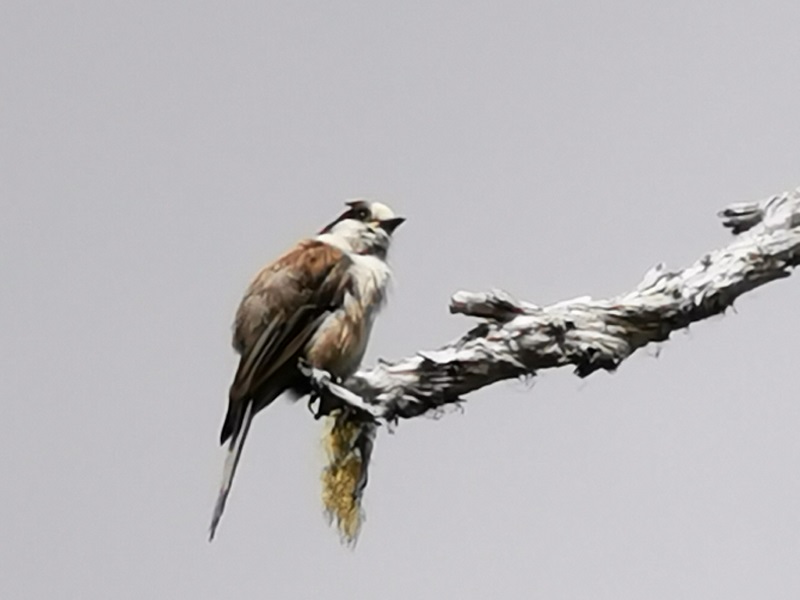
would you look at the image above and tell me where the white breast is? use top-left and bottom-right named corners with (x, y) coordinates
top-left (347, 254), bottom-right (392, 317)
top-left (336, 255), bottom-right (391, 372)
top-left (305, 252), bottom-right (392, 377)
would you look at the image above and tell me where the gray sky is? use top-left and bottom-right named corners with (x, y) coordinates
top-left (3, 1), bottom-right (800, 598)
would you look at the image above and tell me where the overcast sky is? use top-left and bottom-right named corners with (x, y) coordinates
top-left (3, 2), bottom-right (800, 598)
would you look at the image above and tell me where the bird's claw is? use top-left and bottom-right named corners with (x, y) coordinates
top-left (297, 359), bottom-right (380, 420)
top-left (299, 360), bottom-right (342, 419)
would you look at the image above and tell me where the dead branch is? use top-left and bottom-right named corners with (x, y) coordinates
top-left (307, 186), bottom-right (800, 422)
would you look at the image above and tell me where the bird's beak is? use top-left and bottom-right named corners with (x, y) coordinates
top-left (378, 217), bottom-right (406, 234)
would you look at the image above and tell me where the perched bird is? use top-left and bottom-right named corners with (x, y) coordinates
top-left (209, 200), bottom-right (404, 541)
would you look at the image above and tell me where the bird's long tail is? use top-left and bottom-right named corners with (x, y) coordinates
top-left (209, 400), bottom-right (254, 541)
top-left (320, 409), bottom-right (377, 546)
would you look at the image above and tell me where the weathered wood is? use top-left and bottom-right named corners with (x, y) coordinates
top-left (306, 186), bottom-right (800, 423)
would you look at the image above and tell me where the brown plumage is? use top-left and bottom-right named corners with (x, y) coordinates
top-left (209, 200), bottom-right (403, 542)
top-left (210, 241), bottom-right (356, 541)
top-left (222, 240), bottom-right (355, 443)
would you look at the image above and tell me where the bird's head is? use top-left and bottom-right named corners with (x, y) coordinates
top-left (319, 200), bottom-right (405, 258)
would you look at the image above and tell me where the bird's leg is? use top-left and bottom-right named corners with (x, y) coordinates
top-left (306, 393), bottom-right (321, 418)
top-left (297, 359), bottom-right (381, 420)
top-left (298, 359), bottom-right (342, 419)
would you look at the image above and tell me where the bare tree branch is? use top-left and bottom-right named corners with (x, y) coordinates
top-left (306, 186), bottom-right (800, 424)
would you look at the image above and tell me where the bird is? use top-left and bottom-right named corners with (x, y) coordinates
top-left (209, 199), bottom-right (405, 541)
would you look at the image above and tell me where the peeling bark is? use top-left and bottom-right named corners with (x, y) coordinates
top-left (306, 186), bottom-right (800, 423)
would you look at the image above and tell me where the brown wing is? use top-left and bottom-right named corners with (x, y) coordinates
top-left (220, 240), bottom-right (353, 444)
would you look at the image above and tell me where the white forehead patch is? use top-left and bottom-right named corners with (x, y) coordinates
top-left (369, 202), bottom-right (396, 221)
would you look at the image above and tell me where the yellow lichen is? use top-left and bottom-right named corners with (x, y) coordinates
top-left (320, 411), bottom-right (368, 545)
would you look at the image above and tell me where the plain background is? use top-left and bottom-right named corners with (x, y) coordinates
top-left (3, 2), bottom-right (800, 598)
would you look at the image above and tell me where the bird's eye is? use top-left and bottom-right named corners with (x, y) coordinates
top-left (355, 208), bottom-right (370, 220)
